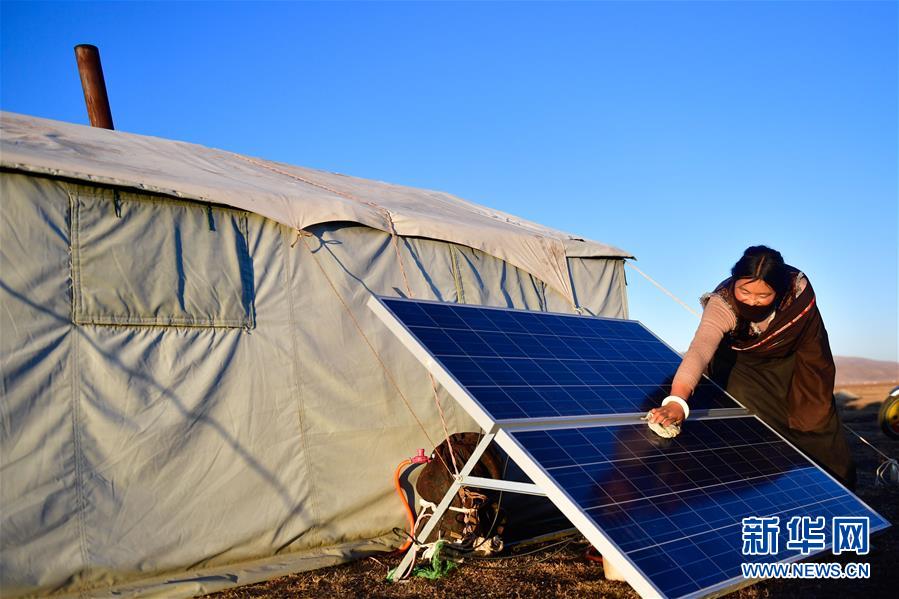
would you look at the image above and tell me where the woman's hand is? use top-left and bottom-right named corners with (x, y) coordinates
top-left (648, 402), bottom-right (685, 426)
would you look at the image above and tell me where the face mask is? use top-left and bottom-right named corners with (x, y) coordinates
top-left (735, 300), bottom-right (776, 322)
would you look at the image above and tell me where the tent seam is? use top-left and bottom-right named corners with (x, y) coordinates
top-left (238, 213), bottom-right (257, 330)
top-left (284, 228), bottom-right (322, 533)
top-left (530, 273), bottom-right (547, 312)
top-left (72, 332), bottom-right (90, 599)
top-left (564, 257), bottom-right (583, 315)
top-left (70, 189), bottom-right (84, 322)
top-left (67, 188), bottom-right (91, 593)
top-left (448, 245), bottom-right (465, 304)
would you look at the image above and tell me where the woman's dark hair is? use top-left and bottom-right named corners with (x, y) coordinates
top-left (731, 245), bottom-right (791, 297)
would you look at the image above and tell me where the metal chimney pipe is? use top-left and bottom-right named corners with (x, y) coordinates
top-left (74, 44), bottom-right (114, 129)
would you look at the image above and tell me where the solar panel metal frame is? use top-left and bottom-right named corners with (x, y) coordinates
top-left (368, 296), bottom-right (888, 599)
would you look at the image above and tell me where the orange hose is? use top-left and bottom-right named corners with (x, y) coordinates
top-left (393, 458), bottom-right (416, 552)
top-left (585, 545), bottom-right (603, 563)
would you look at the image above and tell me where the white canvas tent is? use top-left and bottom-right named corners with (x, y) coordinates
top-left (0, 112), bottom-right (632, 597)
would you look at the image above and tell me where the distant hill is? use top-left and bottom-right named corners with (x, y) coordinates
top-left (834, 356), bottom-right (899, 386)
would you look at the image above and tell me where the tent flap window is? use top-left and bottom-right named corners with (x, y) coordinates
top-left (70, 185), bottom-right (255, 328)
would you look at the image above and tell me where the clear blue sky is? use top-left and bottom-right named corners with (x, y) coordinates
top-left (2, 1), bottom-right (896, 361)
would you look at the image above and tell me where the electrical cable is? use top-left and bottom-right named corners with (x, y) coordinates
top-left (462, 539), bottom-right (576, 569)
top-left (392, 459), bottom-right (416, 553)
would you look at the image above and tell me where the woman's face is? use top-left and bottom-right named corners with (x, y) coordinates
top-left (734, 277), bottom-right (776, 306)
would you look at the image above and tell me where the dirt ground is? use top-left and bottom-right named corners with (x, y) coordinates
top-left (206, 383), bottom-right (899, 599)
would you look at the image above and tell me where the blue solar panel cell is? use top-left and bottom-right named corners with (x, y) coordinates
top-left (511, 417), bottom-right (889, 598)
top-left (381, 298), bottom-right (738, 419)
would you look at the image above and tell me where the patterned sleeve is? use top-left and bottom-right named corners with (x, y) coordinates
top-left (671, 295), bottom-right (737, 396)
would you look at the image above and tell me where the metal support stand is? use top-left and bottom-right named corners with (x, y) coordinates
top-left (389, 425), bottom-right (547, 580)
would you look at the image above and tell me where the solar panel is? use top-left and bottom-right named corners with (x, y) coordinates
top-left (512, 417), bottom-right (889, 598)
top-left (370, 297), bottom-right (889, 599)
top-left (380, 298), bottom-right (740, 422)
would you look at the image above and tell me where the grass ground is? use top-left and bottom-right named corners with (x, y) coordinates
top-left (206, 383), bottom-right (898, 599)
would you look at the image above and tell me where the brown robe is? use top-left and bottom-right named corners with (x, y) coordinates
top-left (708, 268), bottom-right (856, 488)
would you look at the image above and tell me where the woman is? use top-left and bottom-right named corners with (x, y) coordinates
top-left (648, 245), bottom-right (857, 488)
